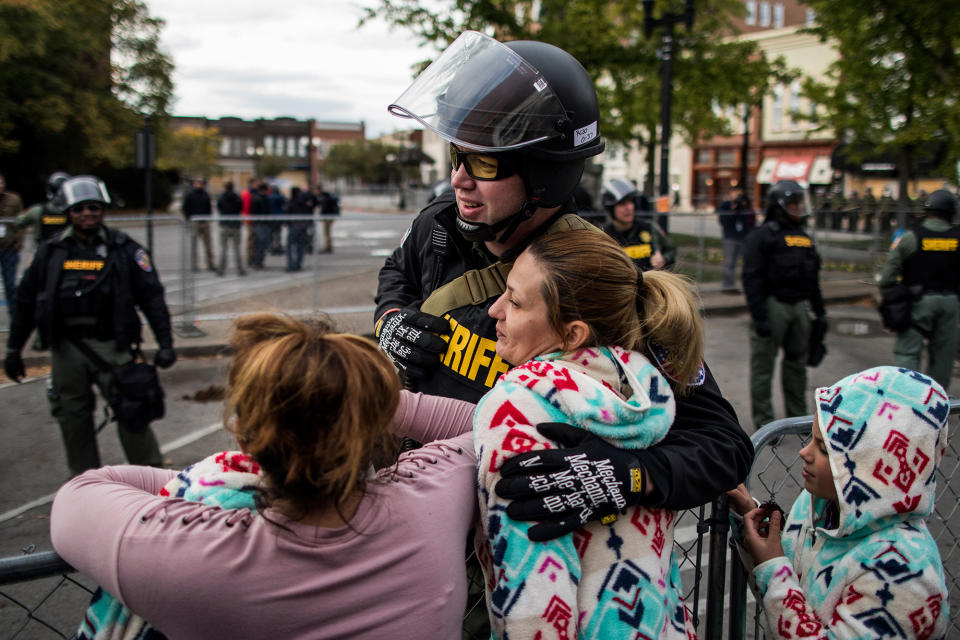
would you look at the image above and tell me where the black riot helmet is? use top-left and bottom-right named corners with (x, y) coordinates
top-left (389, 31), bottom-right (604, 243)
top-left (766, 180), bottom-right (805, 221)
top-left (45, 171), bottom-right (70, 200)
top-left (923, 189), bottom-right (958, 221)
top-left (54, 175), bottom-right (111, 213)
top-left (601, 178), bottom-right (638, 213)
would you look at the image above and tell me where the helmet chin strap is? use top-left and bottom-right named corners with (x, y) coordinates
top-left (455, 200), bottom-right (539, 244)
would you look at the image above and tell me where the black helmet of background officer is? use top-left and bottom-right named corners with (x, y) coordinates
top-left (388, 31), bottom-right (605, 244)
top-left (923, 189), bottom-right (959, 222)
top-left (601, 178), bottom-right (638, 228)
top-left (45, 171), bottom-right (71, 200)
top-left (766, 180), bottom-right (805, 223)
top-left (54, 175), bottom-right (111, 236)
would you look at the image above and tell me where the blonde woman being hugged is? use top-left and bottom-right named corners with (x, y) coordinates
top-left (474, 229), bottom-right (705, 638)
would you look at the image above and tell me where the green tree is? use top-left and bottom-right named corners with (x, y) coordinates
top-left (0, 0), bottom-right (173, 197)
top-left (158, 126), bottom-right (223, 179)
top-left (800, 1), bottom-right (960, 210)
top-left (324, 139), bottom-right (400, 185)
top-left (362, 0), bottom-right (783, 190)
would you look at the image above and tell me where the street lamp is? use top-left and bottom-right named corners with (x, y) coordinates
top-left (643, 0), bottom-right (694, 232)
top-left (246, 145), bottom-right (265, 178)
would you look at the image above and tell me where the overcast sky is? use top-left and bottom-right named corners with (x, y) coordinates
top-left (147, 1), bottom-right (436, 137)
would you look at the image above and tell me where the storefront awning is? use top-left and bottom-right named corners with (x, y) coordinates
top-left (756, 157), bottom-right (778, 184)
top-left (771, 155), bottom-right (813, 183)
top-left (808, 156), bottom-right (832, 184)
top-left (758, 154), bottom-right (832, 185)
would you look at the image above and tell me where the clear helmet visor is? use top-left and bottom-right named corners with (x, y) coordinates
top-left (388, 30), bottom-right (568, 152)
top-left (57, 176), bottom-right (111, 212)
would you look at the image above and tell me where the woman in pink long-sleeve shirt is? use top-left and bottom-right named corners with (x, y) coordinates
top-left (51, 313), bottom-right (477, 640)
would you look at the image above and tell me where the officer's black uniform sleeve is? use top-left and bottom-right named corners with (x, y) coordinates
top-left (6, 252), bottom-right (42, 352)
top-left (741, 226), bottom-right (769, 323)
top-left (374, 211), bottom-right (435, 322)
top-left (127, 244), bottom-right (173, 350)
top-left (633, 362), bottom-right (754, 510)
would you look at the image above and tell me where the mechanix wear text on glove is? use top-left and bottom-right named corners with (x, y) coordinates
top-left (375, 308), bottom-right (450, 379)
top-left (494, 422), bottom-right (647, 541)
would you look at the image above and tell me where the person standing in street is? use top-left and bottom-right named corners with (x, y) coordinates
top-left (716, 185), bottom-right (755, 293)
top-left (0, 171), bottom-right (24, 319)
top-left (285, 186), bottom-right (314, 272)
top-left (3, 176), bottom-right (176, 476)
top-left (743, 179), bottom-right (827, 428)
top-left (250, 182), bottom-right (271, 269)
top-left (600, 178), bottom-right (676, 270)
top-left (181, 178), bottom-right (215, 272)
top-left (316, 184), bottom-right (339, 253)
top-left (216, 181), bottom-right (245, 277)
top-left (14, 171), bottom-right (71, 247)
top-left (877, 189), bottom-right (960, 390)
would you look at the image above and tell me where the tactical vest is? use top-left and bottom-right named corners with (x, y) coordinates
top-left (764, 223), bottom-right (820, 303)
top-left (57, 240), bottom-right (113, 324)
top-left (416, 213), bottom-right (598, 403)
top-left (604, 220), bottom-right (655, 270)
top-left (902, 225), bottom-right (960, 293)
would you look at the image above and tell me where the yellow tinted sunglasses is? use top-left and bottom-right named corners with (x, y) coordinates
top-left (449, 143), bottom-right (519, 181)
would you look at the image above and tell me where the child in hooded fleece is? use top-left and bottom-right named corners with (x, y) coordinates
top-left (728, 366), bottom-right (949, 639)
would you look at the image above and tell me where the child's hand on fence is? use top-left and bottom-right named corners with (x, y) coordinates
top-left (725, 483), bottom-right (756, 516)
top-left (743, 505), bottom-right (785, 564)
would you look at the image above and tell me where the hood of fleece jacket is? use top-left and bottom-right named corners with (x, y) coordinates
top-left (501, 345), bottom-right (675, 450)
top-left (814, 366), bottom-right (949, 537)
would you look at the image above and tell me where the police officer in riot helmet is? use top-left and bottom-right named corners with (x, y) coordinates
top-left (743, 179), bottom-right (826, 427)
top-left (376, 31), bottom-right (750, 540)
top-left (4, 175), bottom-right (176, 476)
top-left (878, 188), bottom-right (960, 389)
top-left (600, 178), bottom-right (675, 270)
top-left (14, 171), bottom-right (72, 243)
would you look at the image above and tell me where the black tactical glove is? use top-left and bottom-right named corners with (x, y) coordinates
top-left (812, 315), bottom-right (828, 334)
top-left (753, 319), bottom-right (772, 338)
top-left (376, 308), bottom-right (450, 378)
top-left (4, 351), bottom-right (25, 383)
top-left (495, 422), bottom-right (647, 542)
top-left (154, 347), bottom-right (177, 369)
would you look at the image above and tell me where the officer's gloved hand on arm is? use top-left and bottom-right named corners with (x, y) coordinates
top-left (376, 308), bottom-right (449, 378)
top-left (494, 422), bottom-right (648, 542)
top-left (154, 347), bottom-right (177, 369)
top-left (4, 351), bottom-right (25, 383)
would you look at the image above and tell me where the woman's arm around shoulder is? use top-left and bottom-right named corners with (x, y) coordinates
top-left (50, 466), bottom-right (178, 596)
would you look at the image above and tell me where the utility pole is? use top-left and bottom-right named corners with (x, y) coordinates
top-left (135, 115), bottom-right (156, 254)
top-left (644, 0), bottom-right (694, 232)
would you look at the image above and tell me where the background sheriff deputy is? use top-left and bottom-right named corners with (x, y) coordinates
top-left (878, 189), bottom-right (960, 390)
top-left (600, 178), bottom-right (676, 270)
top-left (742, 179), bottom-right (826, 428)
top-left (3, 176), bottom-right (176, 476)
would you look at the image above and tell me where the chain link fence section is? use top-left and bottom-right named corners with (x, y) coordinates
top-left (729, 400), bottom-right (960, 639)
top-left (0, 550), bottom-right (93, 639)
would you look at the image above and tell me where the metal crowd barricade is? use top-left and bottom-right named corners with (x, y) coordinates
top-left (4, 406), bottom-right (955, 638)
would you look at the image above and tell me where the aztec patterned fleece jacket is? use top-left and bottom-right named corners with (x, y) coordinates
top-left (474, 346), bottom-right (697, 639)
top-left (751, 366), bottom-right (950, 639)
